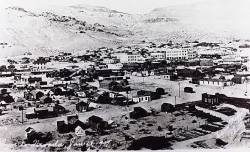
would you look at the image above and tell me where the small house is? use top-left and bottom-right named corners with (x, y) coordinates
top-left (0, 92), bottom-right (15, 104)
top-left (109, 92), bottom-right (127, 105)
top-left (25, 90), bottom-right (44, 101)
top-left (40, 96), bottom-right (53, 104)
top-left (99, 80), bottom-right (111, 89)
top-left (57, 120), bottom-right (68, 134)
top-left (137, 90), bottom-right (161, 100)
top-left (132, 95), bottom-right (151, 103)
top-left (88, 115), bottom-right (108, 131)
top-left (25, 111), bottom-right (37, 119)
top-left (202, 93), bottom-right (221, 105)
top-left (34, 108), bottom-right (49, 119)
top-left (28, 77), bottom-right (42, 84)
top-left (75, 126), bottom-right (85, 137)
top-left (200, 60), bottom-right (214, 66)
top-left (76, 101), bottom-right (89, 112)
top-left (232, 75), bottom-right (246, 84)
top-left (53, 104), bottom-right (66, 114)
top-left (67, 114), bottom-right (79, 132)
top-left (199, 79), bottom-right (233, 87)
top-left (161, 74), bottom-right (171, 80)
top-left (67, 115), bottom-right (79, 125)
top-left (161, 103), bottom-right (175, 113)
top-left (130, 107), bottom-right (150, 119)
top-left (184, 87), bottom-right (195, 93)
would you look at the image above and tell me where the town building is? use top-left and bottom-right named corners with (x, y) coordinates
top-left (165, 48), bottom-right (188, 60)
top-left (199, 78), bottom-right (233, 87)
top-left (200, 59), bottom-right (214, 66)
top-left (32, 60), bottom-right (47, 72)
top-left (0, 71), bottom-right (13, 77)
top-left (232, 75), bottom-right (246, 84)
top-left (102, 58), bottom-right (119, 64)
top-left (111, 53), bottom-right (146, 63)
top-left (188, 50), bottom-right (198, 59)
top-left (88, 115), bottom-right (108, 131)
top-left (107, 63), bottom-right (123, 70)
top-left (150, 51), bottom-right (166, 60)
top-left (219, 54), bottom-right (243, 64)
top-left (132, 95), bottom-right (151, 103)
top-left (201, 93), bottom-right (221, 105)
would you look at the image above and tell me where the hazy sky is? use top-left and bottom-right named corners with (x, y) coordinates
top-left (0, 0), bottom-right (206, 14)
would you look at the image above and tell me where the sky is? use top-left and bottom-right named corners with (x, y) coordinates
top-left (0, 0), bottom-right (207, 14)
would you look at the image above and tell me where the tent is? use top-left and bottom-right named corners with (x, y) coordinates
top-left (89, 102), bottom-right (98, 109)
top-left (0, 101), bottom-right (8, 106)
top-left (75, 126), bottom-right (85, 137)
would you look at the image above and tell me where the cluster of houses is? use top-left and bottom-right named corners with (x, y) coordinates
top-left (0, 39), bottom-right (250, 151)
top-left (0, 41), bottom-right (248, 130)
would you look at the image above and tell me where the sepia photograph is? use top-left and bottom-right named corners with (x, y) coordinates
top-left (0, 0), bottom-right (250, 151)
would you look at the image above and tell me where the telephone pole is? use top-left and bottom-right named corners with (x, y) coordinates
top-left (175, 96), bottom-right (177, 106)
top-left (19, 106), bottom-right (24, 124)
top-left (246, 80), bottom-right (248, 94)
top-left (127, 90), bottom-right (129, 107)
top-left (178, 82), bottom-right (181, 97)
top-left (22, 109), bottom-right (23, 124)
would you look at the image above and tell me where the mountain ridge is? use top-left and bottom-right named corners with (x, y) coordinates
top-left (1, 1), bottom-right (250, 57)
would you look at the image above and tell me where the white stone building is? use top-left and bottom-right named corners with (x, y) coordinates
top-left (150, 51), bottom-right (166, 60)
top-left (199, 79), bottom-right (233, 87)
top-left (107, 63), bottom-right (123, 70)
top-left (111, 53), bottom-right (146, 63)
top-left (103, 58), bottom-right (118, 64)
top-left (132, 95), bottom-right (151, 103)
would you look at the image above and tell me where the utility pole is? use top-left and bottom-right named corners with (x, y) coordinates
top-left (77, 97), bottom-right (80, 114)
top-left (175, 96), bottom-right (177, 106)
top-left (246, 80), bottom-right (248, 95)
top-left (127, 90), bottom-right (129, 107)
top-left (178, 82), bottom-right (181, 97)
top-left (19, 106), bottom-right (24, 124)
top-left (22, 109), bottom-right (23, 124)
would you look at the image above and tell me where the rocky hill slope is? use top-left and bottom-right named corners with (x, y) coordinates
top-left (0, 0), bottom-right (250, 57)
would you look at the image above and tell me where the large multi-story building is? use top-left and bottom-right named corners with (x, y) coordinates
top-left (150, 51), bottom-right (166, 60)
top-left (107, 63), bottom-right (123, 70)
top-left (111, 53), bottom-right (146, 63)
top-left (149, 48), bottom-right (197, 61)
top-left (32, 61), bottom-right (47, 72)
top-left (187, 49), bottom-right (198, 59)
top-left (165, 48), bottom-right (188, 60)
top-left (102, 58), bottom-right (119, 64)
top-left (219, 54), bottom-right (243, 64)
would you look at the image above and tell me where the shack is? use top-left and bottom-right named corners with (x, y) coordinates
top-left (130, 107), bottom-right (150, 119)
top-left (88, 115), bottom-right (108, 132)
